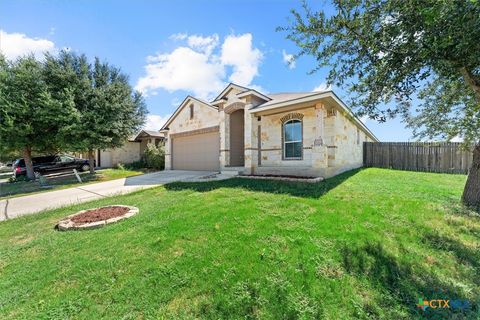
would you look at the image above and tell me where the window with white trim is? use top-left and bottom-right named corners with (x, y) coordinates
top-left (283, 119), bottom-right (302, 159)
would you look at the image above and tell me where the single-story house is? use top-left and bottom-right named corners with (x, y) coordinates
top-left (160, 83), bottom-right (379, 178)
top-left (76, 130), bottom-right (164, 168)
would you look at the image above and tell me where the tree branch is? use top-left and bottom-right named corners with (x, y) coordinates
top-left (459, 66), bottom-right (480, 103)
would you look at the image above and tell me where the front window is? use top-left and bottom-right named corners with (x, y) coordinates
top-left (283, 119), bottom-right (302, 159)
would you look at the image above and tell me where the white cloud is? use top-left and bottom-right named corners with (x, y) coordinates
top-left (136, 33), bottom-right (263, 100)
top-left (0, 30), bottom-right (55, 60)
top-left (135, 46), bottom-right (225, 99)
top-left (187, 34), bottom-right (219, 55)
top-left (221, 33), bottom-right (262, 85)
top-left (282, 49), bottom-right (295, 69)
top-left (313, 82), bottom-right (332, 92)
top-left (169, 33), bottom-right (187, 41)
top-left (144, 114), bottom-right (171, 131)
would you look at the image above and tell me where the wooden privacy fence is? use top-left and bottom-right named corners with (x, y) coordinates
top-left (363, 142), bottom-right (473, 174)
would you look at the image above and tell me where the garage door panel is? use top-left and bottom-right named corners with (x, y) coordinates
top-left (172, 131), bottom-right (220, 171)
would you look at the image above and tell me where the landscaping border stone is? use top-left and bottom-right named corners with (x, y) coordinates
top-left (56, 205), bottom-right (138, 231)
top-left (238, 175), bottom-right (324, 183)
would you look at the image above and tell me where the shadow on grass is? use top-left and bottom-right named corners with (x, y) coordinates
top-left (342, 241), bottom-right (479, 319)
top-left (164, 168), bottom-right (361, 199)
top-left (424, 232), bottom-right (480, 282)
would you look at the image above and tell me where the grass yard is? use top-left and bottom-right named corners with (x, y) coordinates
top-left (0, 168), bottom-right (149, 199)
top-left (0, 168), bottom-right (479, 319)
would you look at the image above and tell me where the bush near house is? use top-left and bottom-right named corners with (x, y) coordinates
top-left (144, 143), bottom-right (165, 170)
top-left (0, 168), bottom-right (478, 319)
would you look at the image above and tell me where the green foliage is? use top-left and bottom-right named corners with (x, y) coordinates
top-left (124, 160), bottom-right (146, 170)
top-left (143, 143), bottom-right (165, 169)
top-left (0, 169), bottom-right (478, 318)
top-left (0, 149), bottom-right (20, 163)
top-left (281, 0), bottom-right (480, 144)
top-left (0, 55), bottom-right (77, 155)
top-left (42, 51), bottom-right (148, 153)
top-left (0, 51), bottom-right (147, 177)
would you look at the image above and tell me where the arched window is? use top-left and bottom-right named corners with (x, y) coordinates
top-left (283, 119), bottom-right (302, 159)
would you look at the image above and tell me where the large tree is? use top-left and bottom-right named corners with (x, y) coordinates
top-left (281, 0), bottom-right (480, 209)
top-left (43, 51), bottom-right (147, 173)
top-left (0, 55), bottom-right (76, 180)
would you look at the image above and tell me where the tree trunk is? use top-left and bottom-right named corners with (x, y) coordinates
top-left (88, 149), bottom-right (95, 174)
top-left (459, 67), bottom-right (480, 102)
top-left (23, 146), bottom-right (35, 181)
top-left (462, 144), bottom-right (480, 210)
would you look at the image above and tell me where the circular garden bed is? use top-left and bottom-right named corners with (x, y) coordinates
top-left (57, 205), bottom-right (138, 231)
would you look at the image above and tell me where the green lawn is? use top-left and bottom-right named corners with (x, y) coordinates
top-left (0, 168), bottom-right (149, 199)
top-left (0, 168), bottom-right (478, 319)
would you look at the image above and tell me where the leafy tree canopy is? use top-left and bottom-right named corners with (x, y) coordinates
top-left (0, 55), bottom-right (77, 154)
top-left (44, 51), bottom-right (147, 153)
top-left (280, 0), bottom-right (480, 144)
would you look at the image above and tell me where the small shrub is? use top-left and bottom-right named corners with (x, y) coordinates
top-left (144, 143), bottom-right (165, 170)
top-left (124, 160), bottom-right (146, 170)
top-left (116, 163), bottom-right (126, 171)
top-left (7, 176), bottom-right (16, 183)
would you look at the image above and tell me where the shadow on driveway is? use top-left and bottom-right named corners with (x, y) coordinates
top-left (123, 170), bottom-right (216, 186)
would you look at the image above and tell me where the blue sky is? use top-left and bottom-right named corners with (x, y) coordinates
top-left (0, 0), bottom-right (413, 141)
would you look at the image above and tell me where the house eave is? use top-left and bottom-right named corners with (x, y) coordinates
top-left (251, 91), bottom-right (379, 142)
top-left (236, 89), bottom-right (272, 102)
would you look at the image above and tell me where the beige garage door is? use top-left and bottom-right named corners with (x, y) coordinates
top-left (172, 130), bottom-right (220, 171)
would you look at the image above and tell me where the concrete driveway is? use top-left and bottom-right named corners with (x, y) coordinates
top-left (0, 170), bottom-right (215, 222)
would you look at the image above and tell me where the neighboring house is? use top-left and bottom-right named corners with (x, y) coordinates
top-left (134, 130), bottom-right (165, 154)
top-left (76, 130), bottom-right (164, 168)
top-left (160, 83), bottom-right (379, 178)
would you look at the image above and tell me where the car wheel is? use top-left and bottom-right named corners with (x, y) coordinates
top-left (34, 171), bottom-right (41, 179)
top-left (81, 164), bottom-right (90, 172)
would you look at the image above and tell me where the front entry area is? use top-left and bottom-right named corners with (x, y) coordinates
top-left (229, 109), bottom-right (245, 166)
top-left (172, 130), bottom-right (220, 171)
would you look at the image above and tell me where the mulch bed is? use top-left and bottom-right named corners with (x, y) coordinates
top-left (70, 206), bottom-right (130, 224)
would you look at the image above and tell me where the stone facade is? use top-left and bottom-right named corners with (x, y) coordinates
top-left (164, 97), bottom-right (220, 170)
top-left (254, 106), bottom-right (328, 177)
top-left (100, 141), bottom-right (141, 167)
top-left (162, 84), bottom-right (378, 178)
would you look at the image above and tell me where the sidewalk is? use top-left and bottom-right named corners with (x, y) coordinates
top-left (0, 170), bottom-right (214, 221)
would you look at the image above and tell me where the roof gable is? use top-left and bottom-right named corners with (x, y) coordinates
top-left (212, 83), bottom-right (250, 102)
top-left (132, 130), bottom-right (164, 141)
top-left (161, 96), bottom-right (217, 130)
